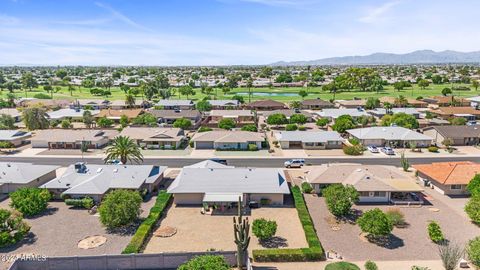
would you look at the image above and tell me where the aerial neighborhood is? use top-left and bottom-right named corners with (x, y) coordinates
top-left (0, 64), bottom-right (480, 270)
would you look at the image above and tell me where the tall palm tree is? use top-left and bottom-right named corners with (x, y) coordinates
top-left (105, 136), bottom-right (143, 165)
top-left (125, 93), bottom-right (135, 108)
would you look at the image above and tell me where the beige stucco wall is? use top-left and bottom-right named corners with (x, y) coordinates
top-left (173, 193), bottom-right (205, 205)
top-left (249, 193), bottom-right (284, 205)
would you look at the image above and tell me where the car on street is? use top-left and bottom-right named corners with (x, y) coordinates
top-left (284, 159), bottom-right (305, 168)
top-left (367, 145), bottom-right (379, 153)
top-left (381, 147), bottom-right (395, 155)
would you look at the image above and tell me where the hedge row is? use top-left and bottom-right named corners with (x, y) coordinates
top-left (252, 186), bottom-right (325, 262)
top-left (122, 191), bottom-right (172, 254)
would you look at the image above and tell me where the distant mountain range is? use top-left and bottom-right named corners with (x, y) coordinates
top-left (270, 50), bottom-right (480, 66)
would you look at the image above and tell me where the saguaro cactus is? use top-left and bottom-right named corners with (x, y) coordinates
top-left (233, 197), bottom-right (250, 270)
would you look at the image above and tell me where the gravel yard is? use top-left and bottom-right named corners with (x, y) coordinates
top-left (305, 194), bottom-right (480, 261)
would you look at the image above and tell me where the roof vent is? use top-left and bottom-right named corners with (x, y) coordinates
top-left (365, 176), bottom-right (370, 180)
top-left (96, 168), bottom-right (103, 173)
top-left (6, 164), bottom-right (10, 167)
top-left (113, 168), bottom-right (118, 173)
top-left (74, 162), bottom-right (87, 173)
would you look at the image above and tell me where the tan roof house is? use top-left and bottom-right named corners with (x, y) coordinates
top-left (31, 129), bottom-right (118, 149)
top-left (379, 96), bottom-right (428, 108)
top-left (119, 127), bottom-right (185, 149)
top-left (96, 109), bottom-right (143, 121)
top-left (428, 106), bottom-right (480, 120)
top-left (191, 131), bottom-right (264, 150)
top-left (306, 164), bottom-right (423, 203)
top-left (244, 99), bottom-right (287, 111)
top-left (301, 98), bottom-right (334, 110)
top-left (208, 110), bottom-right (255, 127)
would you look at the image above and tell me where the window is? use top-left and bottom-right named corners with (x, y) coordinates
top-left (373, 191), bottom-right (386, 197)
top-left (305, 142), bottom-right (314, 146)
top-left (450, 185), bottom-right (462, 190)
top-left (359, 191), bottom-right (369, 197)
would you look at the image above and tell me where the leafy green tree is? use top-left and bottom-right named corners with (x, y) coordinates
top-left (10, 188), bottom-right (52, 217)
top-left (357, 208), bottom-right (393, 238)
top-left (96, 116), bottom-right (114, 128)
top-left (441, 87), bottom-right (452, 96)
top-left (381, 113), bottom-right (419, 129)
top-left (0, 114), bottom-right (15, 129)
top-left (83, 110), bottom-right (94, 128)
top-left (298, 90), bottom-right (308, 100)
top-left (21, 72), bottom-right (37, 96)
top-left (290, 114), bottom-right (307, 125)
top-left (472, 80), bottom-right (479, 91)
top-left (125, 94), bottom-right (135, 108)
top-left (196, 100), bottom-right (212, 112)
top-left (365, 97), bottom-right (380, 110)
top-left (55, 69), bottom-right (68, 79)
top-left (290, 100), bottom-right (302, 109)
top-left (418, 79), bottom-right (430, 89)
top-left (467, 174), bottom-right (480, 196)
top-left (99, 190), bottom-right (142, 229)
top-left (427, 221), bottom-right (444, 243)
top-left (218, 118), bottom-right (236, 130)
top-left (465, 196), bottom-right (480, 224)
top-left (323, 184), bottom-right (359, 216)
top-left (364, 261), bottom-right (378, 270)
top-left (60, 119), bottom-right (72, 129)
top-left (232, 95), bottom-right (244, 104)
top-left (198, 126), bottom-right (213, 133)
top-left (285, 123), bottom-right (297, 131)
top-left (177, 255), bottom-right (230, 270)
top-left (22, 107), bottom-right (49, 130)
top-left (316, 118), bottom-right (329, 127)
top-left (241, 124), bottom-right (257, 132)
top-left (332, 115), bottom-right (356, 133)
top-left (173, 118), bottom-right (192, 129)
top-left (467, 236), bottom-right (480, 268)
top-left (132, 113), bottom-right (158, 127)
top-left (266, 113), bottom-right (287, 126)
top-left (449, 117), bottom-right (467, 126)
top-left (0, 209), bottom-right (30, 248)
top-left (252, 218), bottom-right (277, 241)
top-left (179, 85), bottom-right (195, 99)
top-left (105, 135), bottom-right (143, 164)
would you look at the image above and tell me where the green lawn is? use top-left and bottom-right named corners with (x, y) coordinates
top-left (2, 83), bottom-right (478, 103)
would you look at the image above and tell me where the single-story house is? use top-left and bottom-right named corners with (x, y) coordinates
top-left (191, 131), bottom-right (264, 150)
top-left (315, 108), bottom-right (369, 120)
top-left (301, 98), bottom-right (334, 110)
top-left (0, 108), bottom-right (22, 122)
top-left (149, 109), bottom-right (202, 128)
top-left (207, 100), bottom-right (239, 110)
top-left (42, 162), bottom-right (167, 202)
top-left (119, 127), bottom-right (185, 149)
top-left (0, 130), bottom-right (31, 147)
top-left (347, 126), bottom-right (432, 147)
top-left (96, 109), bottom-right (143, 121)
top-left (184, 160), bottom-right (235, 169)
top-left (70, 99), bottom-right (110, 110)
top-left (109, 100), bottom-right (151, 109)
top-left (157, 100), bottom-right (195, 110)
top-left (20, 99), bottom-right (70, 109)
top-left (31, 129), bottom-right (118, 149)
top-left (368, 108), bottom-right (421, 119)
top-left (306, 164), bottom-right (423, 203)
top-left (0, 162), bottom-right (58, 194)
top-left (261, 109), bottom-right (314, 123)
top-left (245, 99), bottom-right (288, 111)
top-left (274, 131), bottom-right (344, 149)
top-left (47, 108), bottom-right (100, 121)
top-left (413, 161), bottom-right (480, 195)
top-left (208, 110), bottom-right (255, 127)
top-left (428, 107), bottom-right (480, 120)
top-left (379, 96), bottom-right (428, 108)
top-left (417, 118), bottom-right (450, 128)
top-left (422, 96), bottom-right (470, 107)
top-left (423, 125), bottom-right (480, 146)
top-left (467, 96), bottom-right (480, 108)
top-left (168, 166), bottom-right (289, 206)
top-left (335, 99), bottom-right (367, 109)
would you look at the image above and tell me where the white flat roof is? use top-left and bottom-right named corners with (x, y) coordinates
top-left (203, 192), bottom-right (243, 202)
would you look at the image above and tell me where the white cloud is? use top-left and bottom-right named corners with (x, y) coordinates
top-left (0, 14), bottom-right (20, 25)
top-left (359, 1), bottom-right (401, 23)
top-left (94, 2), bottom-right (151, 31)
top-left (218, 0), bottom-right (318, 7)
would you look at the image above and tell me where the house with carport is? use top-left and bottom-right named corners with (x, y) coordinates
top-left (31, 129), bottom-right (118, 149)
top-left (0, 130), bottom-right (31, 147)
top-left (274, 131), bottom-right (344, 149)
top-left (191, 131), bottom-right (264, 150)
top-left (423, 125), bottom-right (480, 146)
top-left (347, 126), bottom-right (432, 148)
top-left (119, 126), bottom-right (185, 149)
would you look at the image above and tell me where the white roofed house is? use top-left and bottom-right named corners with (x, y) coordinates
top-left (347, 126), bottom-right (432, 148)
top-left (42, 163), bottom-right (168, 202)
top-left (119, 126), bottom-right (185, 149)
top-left (0, 162), bottom-right (58, 194)
top-left (274, 131), bottom-right (344, 149)
top-left (191, 131), bottom-right (265, 150)
top-left (157, 100), bottom-right (195, 110)
top-left (0, 108), bottom-right (22, 122)
top-left (306, 164), bottom-right (423, 204)
top-left (168, 165), bottom-right (290, 206)
top-left (368, 108), bottom-right (421, 119)
top-left (47, 108), bottom-right (100, 121)
top-left (31, 129), bottom-right (119, 149)
top-left (316, 108), bottom-right (369, 120)
top-left (207, 100), bottom-right (239, 110)
top-left (0, 130), bottom-right (31, 147)
top-left (70, 99), bottom-right (110, 110)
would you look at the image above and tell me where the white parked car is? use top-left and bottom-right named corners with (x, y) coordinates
top-left (381, 147), bottom-right (395, 155)
top-left (284, 159), bottom-right (305, 168)
top-left (367, 145), bottom-right (379, 153)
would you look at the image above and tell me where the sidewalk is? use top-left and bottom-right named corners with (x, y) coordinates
top-left (253, 260), bottom-right (443, 270)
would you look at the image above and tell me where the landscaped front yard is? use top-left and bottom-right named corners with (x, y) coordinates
top-left (143, 206), bottom-right (307, 254)
top-left (305, 194), bottom-right (479, 261)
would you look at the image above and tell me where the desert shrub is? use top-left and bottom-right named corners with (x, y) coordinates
top-left (248, 144), bottom-right (258, 151)
top-left (427, 221), bottom-right (444, 243)
top-left (343, 145), bottom-right (363, 156)
top-left (465, 196), bottom-right (480, 224)
top-left (253, 218), bottom-right (277, 241)
top-left (358, 208), bottom-right (393, 238)
top-left (467, 236), bottom-right (480, 268)
top-left (298, 125), bottom-right (306, 131)
top-left (323, 184), bottom-right (359, 217)
top-left (65, 197), bottom-right (94, 209)
top-left (218, 118), bottom-right (236, 130)
top-left (99, 190), bottom-right (142, 229)
top-left (386, 208), bottom-right (406, 227)
top-left (285, 124), bottom-right (298, 131)
top-left (428, 146), bottom-right (439, 153)
top-left (177, 255), bottom-right (229, 270)
top-left (0, 209), bottom-right (31, 248)
top-left (325, 262), bottom-right (360, 270)
top-left (301, 182), bottom-right (313, 194)
top-left (10, 188), bottom-right (52, 217)
top-left (316, 118), bottom-right (329, 127)
top-left (467, 174), bottom-right (480, 196)
top-left (411, 266), bottom-right (431, 270)
top-left (364, 261), bottom-right (378, 270)
top-left (0, 141), bottom-right (14, 148)
top-left (348, 138), bottom-right (360, 145)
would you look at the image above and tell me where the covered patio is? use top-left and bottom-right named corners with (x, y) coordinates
top-left (201, 192), bottom-right (247, 215)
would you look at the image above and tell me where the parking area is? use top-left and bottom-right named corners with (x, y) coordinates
top-left (305, 194), bottom-right (479, 261)
top-left (144, 205), bottom-right (307, 253)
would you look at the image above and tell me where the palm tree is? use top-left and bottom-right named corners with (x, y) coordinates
top-left (125, 93), bottom-right (135, 108)
top-left (104, 136), bottom-right (143, 165)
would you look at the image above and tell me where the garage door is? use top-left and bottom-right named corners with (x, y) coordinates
top-left (195, 141), bottom-right (214, 149)
top-left (288, 141), bottom-right (303, 149)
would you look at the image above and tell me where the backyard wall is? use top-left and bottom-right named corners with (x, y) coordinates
top-left (9, 251), bottom-right (238, 270)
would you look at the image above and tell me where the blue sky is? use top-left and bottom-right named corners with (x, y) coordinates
top-left (0, 0), bottom-right (479, 66)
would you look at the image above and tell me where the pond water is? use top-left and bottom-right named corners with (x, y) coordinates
top-left (234, 92), bottom-right (298, 97)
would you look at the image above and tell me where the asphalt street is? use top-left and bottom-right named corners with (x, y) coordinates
top-left (1, 156), bottom-right (480, 168)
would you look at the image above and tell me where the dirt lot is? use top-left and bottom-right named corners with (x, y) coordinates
top-left (144, 206), bottom-right (307, 253)
top-left (0, 197), bottom-right (156, 270)
top-left (305, 194), bottom-right (480, 261)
